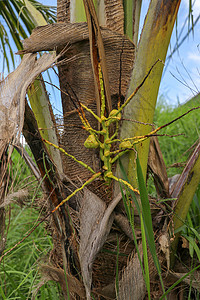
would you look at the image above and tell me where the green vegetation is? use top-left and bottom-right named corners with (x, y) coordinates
top-left (155, 94), bottom-right (200, 177)
top-left (0, 150), bottom-right (61, 299)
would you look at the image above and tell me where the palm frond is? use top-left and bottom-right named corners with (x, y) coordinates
top-left (0, 0), bottom-right (56, 72)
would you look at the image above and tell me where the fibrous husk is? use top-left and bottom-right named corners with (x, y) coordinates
top-left (17, 23), bottom-right (134, 56)
top-left (117, 245), bottom-right (146, 300)
top-left (57, 0), bottom-right (124, 34)
top-left (104, 0), bottom-right (124, 34)
top-left (92, 233), bottom-right (135, 299)
top-left (79, 188), bottom-right (124, 299)
top-left (60, 28), bottom-right (134, 183)
top-left (57, 0), bottom-right (70, 23)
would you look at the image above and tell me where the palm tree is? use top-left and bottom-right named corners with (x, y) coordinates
top-left (1, 0), bottom-right (200, 299)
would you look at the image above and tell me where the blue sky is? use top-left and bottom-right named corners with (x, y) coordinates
top-left (1, 0), bottom-right (200, 113)
top-left (141, 0), bottom-right (200, 105)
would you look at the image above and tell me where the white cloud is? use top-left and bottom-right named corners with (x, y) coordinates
top-left (188, 53), bottom-right (200, 63)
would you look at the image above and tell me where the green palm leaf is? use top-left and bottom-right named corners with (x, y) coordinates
top-left (0, 0), bottom-right (56, 72)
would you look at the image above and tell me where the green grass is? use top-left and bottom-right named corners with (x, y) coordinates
top-left (154, 94), bottom-right (200, 219)
top-left (9, 148), bottom-right (34, 190)
top-left (147, 94), bottom-right (200, 198)
top-left (154, 96), bottom-right (200, 286)
top-left (146, 95), bottom-right (200, 298)
top-left (1, 206), bottom-right (62, 299)
top-left (0, 147), bottom-right (62, 299)
top-left (154, 94), bottom-right (200, 177)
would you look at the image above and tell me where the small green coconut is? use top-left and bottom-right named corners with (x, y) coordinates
top-left (119, 140), bottom-right (132, 149)
top-left (109, 109), bottom-right (118, 117)
top-left (107, 109), bottom-right (121, 125)
top-left (84, 134), bottom-right (99, 149)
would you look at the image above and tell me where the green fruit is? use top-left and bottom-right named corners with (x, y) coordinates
top-left (109, 109), bottom-right (118, 117)
top-left (119, 141), bottom-right (132, 149)
top-left (107, 109), bottom-right (121, 125)
top-left (84, 134), bottom-right (99, 149)
top-left (104, 150), bottom-right (110, 157)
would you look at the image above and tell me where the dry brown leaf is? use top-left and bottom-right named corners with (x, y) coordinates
top-left (36, 264), bottom-right (85, 299)
top-left (148, 136), bottom-right (169, 198)
top-left (159, 232), bottom-right (170, 270)
top-left (83, 0), bottom-right (112, 117)
top-left (0, 189), bottom-right (28, 208)
top-left (0, 52), bottom-right (61, 144)
top-left (171, 140), bottom-right (200, 198)
top-left (171, 271), bottom-right (200, 292)
top-left (181, 236), bottom-right (189, 249)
